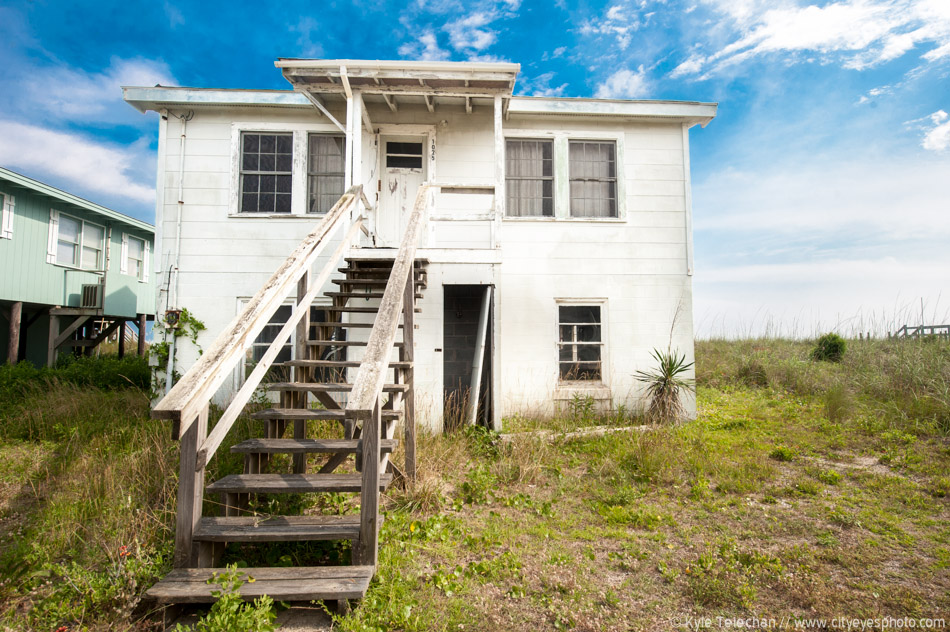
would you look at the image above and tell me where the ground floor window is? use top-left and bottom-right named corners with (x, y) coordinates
top-left (557, 304), bottom-right (603, 381)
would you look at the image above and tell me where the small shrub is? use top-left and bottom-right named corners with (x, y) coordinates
top-left (815, 469), bottom-right (841, 485)
top-left (769, 446), bottom-right (795, 462)
top-left (812, 333), bottom-right (847, 362)
top-left (634, 348), bottom-right (695, 424)
top-left (736, 359), bottom-right (769, 388)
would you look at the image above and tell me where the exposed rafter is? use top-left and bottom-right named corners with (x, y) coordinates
top-left (423, 94), bottom-right (435, 113)
top-left (382, 93), bottom-right (398, 113)
top-left (465, 96), bottom-right (472, 115)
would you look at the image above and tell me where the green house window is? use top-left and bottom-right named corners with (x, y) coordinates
top-left (55, 213), bottom-right (105, 270)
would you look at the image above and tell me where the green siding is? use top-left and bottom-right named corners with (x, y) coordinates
top-left (0, 183), bottom-right (155, 318)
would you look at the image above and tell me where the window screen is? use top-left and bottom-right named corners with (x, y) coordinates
top-left (240, 132), bottom-right (293, 213)
top-left (558, 305), bottom-right (603, 381)
top-left (569, 141), bottom-right (617, 218)
top-left (308, 134), bottom-right (345, 214)
top-left (506, 139), bottom-right (554, 217)
top-left (386, 142), bottom-right (423, 169)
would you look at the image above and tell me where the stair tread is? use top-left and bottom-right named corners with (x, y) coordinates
top-left (207, 473), bottom-right (394, 494)
top-left (326, 292), bottom-right (424, 300)
top-left (307, 339), bottom-right (405, 347)
top-left (333, 279), bottom-right (426, 286)
top-left (250, 407), bottom-right (402, 420)
top-left (194, 515), bottom-right (362, 542)
top-left (326, 306), bottom-right (421, 313)
top-left (231, 438), bottom-right (397, 454)
top-left (280, 359), bottom-right (411, 368)
top-left (266, 382), bottom-right (409, 392)
top-left (146, 566), bottom-right (374, 603)
top-left (309, 321), bottom-right (403, 329)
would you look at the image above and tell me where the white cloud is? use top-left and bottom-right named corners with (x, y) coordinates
top-left (446, 12), bottom-right (498, 52)
top-left (922, 109), bottom-right (950, 151)
top-left (0, 120), bottom-right (155, 204)
top-left (21, 57), bottom-right (175, 123)
top-left (594, 66), bottom-right (650, 98)
top-left (290, 17), bottom-right (323, 58)
top-left (398, 31), bottom-right (451, 61)
top-left (518, 71), bottom-right (569, 97)
top-left (580, 3), bottom-right (640, 50)
top-left (674, 0), bottom-right (950, 77)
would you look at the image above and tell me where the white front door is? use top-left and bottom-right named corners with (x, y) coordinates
top-left (377, 136), bottom-right (426, 247)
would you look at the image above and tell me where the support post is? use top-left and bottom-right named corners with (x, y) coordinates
top-left (47, 310), bottom-right (58, 367)
top-left (6, 302), bottom-right (21, 364)
top-left (466, 286), bottom-right (491, 426)
top-left (293, 271), bottom-right (310, 474)
top-left (137, 313), bottom-right (147, 356)
top-left (174, 403), bottom-right (209, 568)
top-left (401, 273), bottom-right (416, 480)
top-left (117, 320), bottom-right (126, 358)
top-left (353, 90), bottom-right (363, 196)
top-left (355, 400), bottom-right (381, 566)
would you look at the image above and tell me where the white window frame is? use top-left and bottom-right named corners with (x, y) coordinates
top-left (504, 138), bottom-right (555, 218)
top-left (307, 132), bottom-right (347, 215)
top-left (121, 233), bottom-right (150, 282)
top-left (568, 139), bottom-right (619, 219)
top-left (502, 130), bottom-right (626, 222)
top-left (228, 122), bottom-right (343, 218)
top-left (48, 210), bottom-right (106, 270)
top-left (555, 298), bottom-right (608, 385)
top-left (1, 191), bottom-right (14, 239)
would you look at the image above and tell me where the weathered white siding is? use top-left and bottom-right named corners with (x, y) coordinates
top-left (157, 100), bottom-right (696, 426)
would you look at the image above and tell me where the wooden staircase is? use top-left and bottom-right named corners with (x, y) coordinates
top-left (145, 185), bottom-right (435, 614)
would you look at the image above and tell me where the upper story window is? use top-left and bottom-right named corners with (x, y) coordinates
top-left (0, 192), bottom-right (13, 239)
top-left (569, 140), bottom-right (617, 218)
top-left (308, 134), bottom-right (345, 214)
top-left (122, 234), bottom-right (149, 282)
top-left (54, 212), bottom-right (105, 269)
top-left (240, 132), bottom-right (293, 213)
top-left (505, 139), bottom-right (553, 217)
top-left (558, 304), bottom-right (603, 381)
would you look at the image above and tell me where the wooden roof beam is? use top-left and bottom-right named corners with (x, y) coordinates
top-left (424, 94), bottom-right (434, 113)
top-left (302, 92), bottom-right (345, 133)
top-left (465, 96), bottom-right (472, 115)
top-left (382, 93), bottom-right (398, 113)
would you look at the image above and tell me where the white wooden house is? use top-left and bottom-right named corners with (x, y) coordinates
top-left (124, 59), bottom-right (716, 432)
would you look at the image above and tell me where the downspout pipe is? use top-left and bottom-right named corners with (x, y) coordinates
top-left (166, 110), bottom-right (193, 394)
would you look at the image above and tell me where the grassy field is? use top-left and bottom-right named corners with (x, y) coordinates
top-left (0, 338), bottom-right (948, 630)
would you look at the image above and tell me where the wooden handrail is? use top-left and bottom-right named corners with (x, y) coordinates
top-left (152, 185), bottom-right (363, 438)
top-left (346, 184), bottom-right (432, 418)
top-left (352, 183), bottom-right (433, 568)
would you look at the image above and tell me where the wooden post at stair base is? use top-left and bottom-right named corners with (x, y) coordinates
top-left (6, 302), bottom-right (21, 364)
top-left (355, 398), bottom-right (381, 567)
top-left (293, 272), bottom-right (310, 474)
top-left (137, 313), bottom-right (147, 356)
top-left (174, 403), bottom-right (209, 568)
top-left (402, 273), bottom-right (416, 481)
top-left (46, 310), bottom-right (58, 367)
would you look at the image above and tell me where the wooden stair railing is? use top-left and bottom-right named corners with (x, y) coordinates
top-left (150, 185), bottom-right (367, 568)
top-left (347, 184), bottom-right (435, 568)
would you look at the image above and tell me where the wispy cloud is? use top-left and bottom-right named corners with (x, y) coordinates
top-left (446, 12), bottom-right (498, 52)
top-left (594, 66), bottom-right (650, 98)
top-left (579, 3), bottom-right (642, 50)
top-left (0, 121), bottom-right (156, 204)
top-left (290, 17), bottom-right (324, 58)
top-left (921, 110), bottom-right (950, 151)
top-left (673, 0), bottom-right (950, 78)
top-left (518, 71), bottom-right (568, 97)
top-left (398, 30), bottom-right (451, 61)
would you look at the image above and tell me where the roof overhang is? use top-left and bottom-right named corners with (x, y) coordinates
top-left (507, 97), bottom-right (718, 128)
top-left (123, 86), bottom-right (311, 113)
top-left (0, 167), bottom-right (154, 232)
top-left (276, 58), bottom-right (520, 99)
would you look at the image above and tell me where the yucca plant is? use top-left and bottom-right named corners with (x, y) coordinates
top-left (635, 348), bottom-right (695, 423)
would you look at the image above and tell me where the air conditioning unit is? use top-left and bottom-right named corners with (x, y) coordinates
top-left (81, 283), bottom-right (103, 309)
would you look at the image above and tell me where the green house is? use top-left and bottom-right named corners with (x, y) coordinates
top-left (0, 167), bottom-right (155, 366)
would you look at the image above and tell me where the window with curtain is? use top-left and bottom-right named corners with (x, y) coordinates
top-left (569, 140), bottom-right (617, 218)
top-left (505, 139), bottom-right (554, 217)
top-left (308, 134), bottom-right (345, 214)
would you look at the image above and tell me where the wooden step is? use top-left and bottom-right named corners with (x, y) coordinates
top-left (280, 359), bottom-right (411, 369)
top-left (249, 408), bottom-right (403, 421)
top-left (193, 515), bottom-right (362, 542)
top-left (333, 279), bottom-right (426, 288)
top-left (309, 321), bottom-right (403, 329)
top-left (207, 473), bottom-right (393, 494)
top-left (146, 566), bottom-right (374, 603)
top-left (230, 438), bottom-right (396, 454)
top-left (326, 291), bottom-right (424, 300)
top-left (339, 266), bottom-right (427, 276)
top-left (307, 339), bottom-right (405, 347)
top-left (326, 306), bottom-right (421, 314)
top-left (266, 382), bottom-right (408, 393)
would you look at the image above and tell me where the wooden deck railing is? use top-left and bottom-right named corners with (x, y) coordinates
top-left (893, 324), bottom-right (950, 339)
top-left (349, 184), bottom-right (434, 567)
top-left (151, 185), bottom-right (366, 567)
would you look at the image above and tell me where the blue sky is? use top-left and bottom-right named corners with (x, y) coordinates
top-left (1, 0), bottom-right (948, 337)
